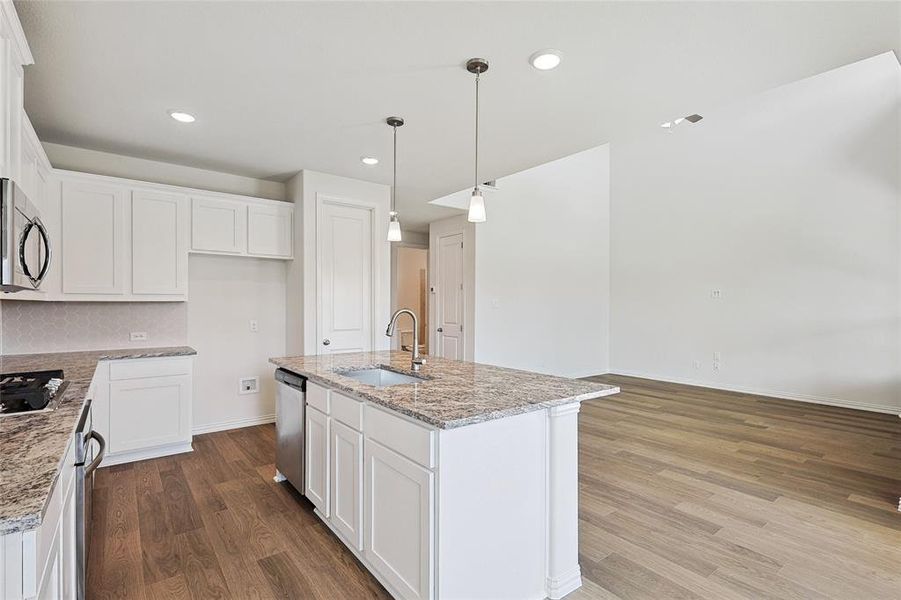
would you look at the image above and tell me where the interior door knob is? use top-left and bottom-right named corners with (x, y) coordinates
top-left (322, 339), bottom-right (331, 346)
top-left (437, 328), bottom-right (443, 333)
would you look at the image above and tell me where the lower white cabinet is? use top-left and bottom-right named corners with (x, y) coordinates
top-left (330, 419), bottom-right (363, 550)
top-left (364, 440), bottom-right (434, 600)
top-left (92, 356), bottom-right (194, 466)
top-left (305, 405), bottom-right (329, 516)
top-left (295, 379), bottom-right (569, 600)
top-left (303, 382), bottom-right (433, 600)
top-left (0, 437), bottom-right (77, 600)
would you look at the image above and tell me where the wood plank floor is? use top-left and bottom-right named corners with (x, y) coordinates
top-left (88, 376), bottom-right (901, 599)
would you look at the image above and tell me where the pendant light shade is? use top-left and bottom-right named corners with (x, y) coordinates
top-left (386, 116), bottom-right (404, 242)
top-left (387, 213), bottom-right (402, 241)
top-left (466, 58), bottom-right (489, 223)
top-left (468, 189), bottom-right (486, 223)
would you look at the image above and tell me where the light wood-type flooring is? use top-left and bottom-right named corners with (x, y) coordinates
top-left (88, 375), bottom-right (901, 599)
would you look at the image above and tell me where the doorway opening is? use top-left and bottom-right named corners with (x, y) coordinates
top-left (393, 246), bottom-right (429, 355)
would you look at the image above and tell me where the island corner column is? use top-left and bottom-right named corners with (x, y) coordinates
top-left (546, 401), bottom-right (583, 599)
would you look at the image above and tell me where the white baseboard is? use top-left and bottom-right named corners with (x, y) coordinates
top-left (192, 413), bottom-right (276, 435)
top-left (608, 369), bottom-right (900, 415)
top-left (100, 442), bottom-right (193, 467)
top-left (546, 566), bottom-right (583, 599)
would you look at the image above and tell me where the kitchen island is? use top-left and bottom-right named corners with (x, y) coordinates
top-left (270, 351), bottom-right (619, 600)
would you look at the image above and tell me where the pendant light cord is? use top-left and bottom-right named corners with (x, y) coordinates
top-left (392, 124), bottom-right (397, 214)
top-left (474, 70), bottom-right (480, 190)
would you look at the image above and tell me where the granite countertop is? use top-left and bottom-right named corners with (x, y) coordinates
top-left (270, 351), bottom-right (619, 429)
top-left (0, 346), bottom-right (196, 535)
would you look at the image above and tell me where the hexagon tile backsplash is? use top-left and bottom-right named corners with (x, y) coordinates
top-left (0, 300), bottom-right (187, 355)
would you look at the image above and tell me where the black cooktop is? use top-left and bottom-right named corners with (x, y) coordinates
top-left (0, 369), bottom-right (67, 415)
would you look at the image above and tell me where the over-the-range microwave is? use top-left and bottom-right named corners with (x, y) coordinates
top-left (0, 178), bottom-right (51, 293)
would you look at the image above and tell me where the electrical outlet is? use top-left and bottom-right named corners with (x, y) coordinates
top-left (249, 320), bottom-right (259, 333)
top-left (129, 332), bottom-right (148, 342)
top-left (692, 360), bottom-right (701, 370)
top-left (713, 351), bottom-right (721, 371)
top-left (711, 289), bottom-right (723, 300)
top-left (239, 376), bottom-right (259, 395)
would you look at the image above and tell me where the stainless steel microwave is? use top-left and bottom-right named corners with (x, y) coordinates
top-left (0, 178), bottom-right (51, 292)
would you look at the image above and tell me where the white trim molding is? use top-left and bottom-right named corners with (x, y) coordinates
top-left (192, 413), bottom-right (276, 436)
top-left (99, 442), bottom-right (194, 468)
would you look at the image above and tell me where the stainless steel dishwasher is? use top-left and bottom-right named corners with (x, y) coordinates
top-left (274, 369), bottom-right (306, 493)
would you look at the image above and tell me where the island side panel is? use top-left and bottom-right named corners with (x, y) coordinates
top-left (546, 403), bottom-right (582, 599)
top-left (436, 409), bottom-right (547, 600)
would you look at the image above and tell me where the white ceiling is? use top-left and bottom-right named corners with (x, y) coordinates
top-left (15, 1), bottom-right (901, 231)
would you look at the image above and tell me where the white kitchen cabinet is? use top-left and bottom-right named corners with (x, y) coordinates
top-left (108, 375), bottom-right (191, 455)
top-left (132, 190), bottom-right (188, 295)
top-left (92, 356), bottom-right (194, 466)
top-left (60, 179), bottom-right (128, 295)
top-left (0, 4), bottom-right (29, 182)
top-left (191, 196), bottom-right (247, 254)
top-left (305, 405), bottom-right (330, 517)
top-left (248, 202), bottom-right (293, 258)
top-left (330, 419), bottom-right (363, 550)
top-left (364, 439), bottom-right (434, 600)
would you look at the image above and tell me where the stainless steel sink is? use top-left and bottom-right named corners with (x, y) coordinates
top-left (339, 367), bottom-right (425, 387)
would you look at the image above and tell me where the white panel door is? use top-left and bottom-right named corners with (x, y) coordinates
top-left (435, 233), bottom-right (464, 360)
top-left (365, 440), bottom-right (433, 600)
top-left (318, 200), bottom-right (373, 354)
top-left (61, 180), bottom-right (128, 294)
top-left (108, 375), bottom-right (191, 454)
top-left (132, 191), bottom-right (188, 295)
top-left (191, 196), bottom-right (247, 254)
top-left (305, 406), bottom-right (330, 517)
top-left (248, 202), bottom-right (293, 258)
top-left (330, 419), bottom-right (363, 550)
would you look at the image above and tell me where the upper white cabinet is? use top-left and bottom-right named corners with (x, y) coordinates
top-left (191, 196), bottom-right (247, 254)
top-left (192, 195), bottom-right (293, 259)
top-left (248, 202), bottom-right (293, 258)
top-left (0, 1), bottom-right (30, 182)
top-left (60, 179), bottom-right (128, 295)
top-left (132, 190), bottom-right (188, 295)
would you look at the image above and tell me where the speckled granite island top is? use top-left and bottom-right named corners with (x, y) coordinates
top-left (270, 351), bottom-right (619, 429)
top-left (0, 346), bottom-right (196, 535)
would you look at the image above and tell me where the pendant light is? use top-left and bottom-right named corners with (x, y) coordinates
top-left (466, 58), bottom-right (488, 223)
top-left (386, 116), bottom-right (404, 242)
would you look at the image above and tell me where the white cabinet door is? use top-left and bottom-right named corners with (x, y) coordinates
top-left (248, 202), bottom-right (292, 258)
top-left (318, 199), bottom-right (373, 354)
top-left (108, 375), bottom-right (191, 454)
top-left (330, 419), bottom-right (362, 550)
top-left (61, 180), bottom-right (128, 294)
top-left (365, 440), bottom-right (433, 600)
top-left (191, 196), bottom-right (247, 254)
top-left (305, 405), bottom-right (329, 516)
top-left (132, 190), bottom-right (188, 295)
top-left (60, 478), bottom-right (76, 600)
top-left (36, 526), bottom-right (60, 600)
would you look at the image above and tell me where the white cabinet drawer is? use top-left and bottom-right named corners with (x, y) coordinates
top-left (364, 405), bottom-right (435, 469)
top-left (306, 381), bottom-right (330, 414)
top-left (331, 391), bottom-right (362, 431)
top-left (108, 357), bottom-right (192, 381)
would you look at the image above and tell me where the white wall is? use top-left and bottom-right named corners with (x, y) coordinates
top-left (187, 254), bottom-right (287, 432)
top-left (43, 142), bottom-right (286, 201)
top-left (394, 247), bottom-right (428, 349)
top-left (431, 146), bottom-right (611, 377)
top-left (610, 52), bottom-right (901, 412)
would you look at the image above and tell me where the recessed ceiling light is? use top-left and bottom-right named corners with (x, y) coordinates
top-left (529, 49), bottom-right (562, 71)
top-left (361, 156), bottom-right (379, 166)
top-left (168, 111), bottom-right (196, 123)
